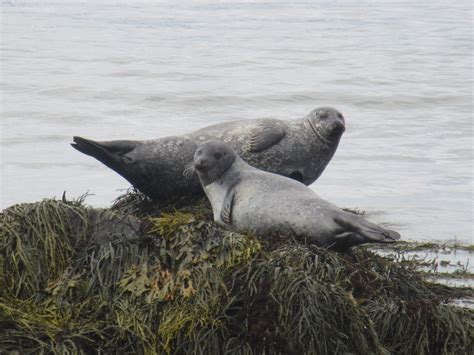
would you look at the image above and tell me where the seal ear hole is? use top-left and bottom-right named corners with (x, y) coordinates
top-left (289, 171), bottom-right (304, 183)
top-left (213, 152), bottom-right (222, 160)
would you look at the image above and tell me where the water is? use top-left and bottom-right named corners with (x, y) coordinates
top-left (1, 0), bottom-right (472, 244)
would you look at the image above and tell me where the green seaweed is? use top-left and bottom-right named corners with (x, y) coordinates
top-left (0, 192), bottom-right (473, 354)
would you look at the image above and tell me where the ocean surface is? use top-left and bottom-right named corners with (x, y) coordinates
top-left (1, 0), bottom-right (472, 244)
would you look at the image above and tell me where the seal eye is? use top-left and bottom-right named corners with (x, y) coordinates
top-left (213, 152), bottom-right (222, 160)
top-left (197, 150), bottom-right (202, 156)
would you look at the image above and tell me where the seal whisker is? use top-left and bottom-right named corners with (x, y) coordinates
top-left (183, 164), bottom-right (196, 180)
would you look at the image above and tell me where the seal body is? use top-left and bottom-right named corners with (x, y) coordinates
top-left (71, 107), bottom-right (345, 200)
top-left (194, 141), bottom-right (400, 250)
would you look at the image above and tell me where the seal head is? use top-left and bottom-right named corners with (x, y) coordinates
top-left (194, 141), bottom-right (237, 186)
top-left (307, 107), bottom-right (345, 145)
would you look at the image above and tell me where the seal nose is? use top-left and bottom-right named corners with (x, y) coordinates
top-left (336, 111), bottom-right (345, 126)
top-left (324, 110), bottom-right (345, 136)
top-left (194, 158), bottom-right (208, 171)
top-left (328, 120), bottom-right (345, 139)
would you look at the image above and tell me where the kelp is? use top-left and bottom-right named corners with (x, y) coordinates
top-left (0, 192), bottom-right (473, 354)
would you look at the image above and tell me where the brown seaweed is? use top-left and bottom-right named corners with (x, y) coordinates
top-left (0, 192), bottom-right (472, 354)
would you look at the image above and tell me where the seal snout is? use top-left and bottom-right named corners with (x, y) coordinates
top-left (329, 118), bottom-right (346, 138)
top-left (194, 157), bottom-right (209, 171)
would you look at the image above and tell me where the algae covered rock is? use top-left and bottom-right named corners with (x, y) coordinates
top-left (0, 192), bottom-right (473, 354)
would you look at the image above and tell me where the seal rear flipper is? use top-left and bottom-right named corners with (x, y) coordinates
top-left (247, 124), bottom-right (286, 152)
top-left (334, 215), bottom-right (401, 243)
top-left (71, 136), bottom-right (137, 172)
top-left (329, 231), bottom-right (366, 251)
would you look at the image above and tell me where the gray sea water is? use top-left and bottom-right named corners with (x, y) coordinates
top-left (1, 0), bottom-right (472, 244)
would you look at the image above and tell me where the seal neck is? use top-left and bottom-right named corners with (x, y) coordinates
top-left (215, 157), bottom-right (250, 185)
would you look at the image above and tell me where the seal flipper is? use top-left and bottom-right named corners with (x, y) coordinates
top-left (220, 177), bottom-right (241, 224)
top-left (247, 125), bottom-right (286, 152)
top-left (288, 171), bottom-right (304, 183)
top-left (333, 215), bottom-right (401, 244)
top-left (71, 136), bottom-right (137, 172)
top-left (221, 189), bottom-right (235, 224)
top-left (330, 231), bottom-right (366, 251)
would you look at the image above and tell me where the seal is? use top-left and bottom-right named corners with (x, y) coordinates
top-left (194, 141), bottom-right (401, 250)
top-left (71, 107), bottom-right (345, 201)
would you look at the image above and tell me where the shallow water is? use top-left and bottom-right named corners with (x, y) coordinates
top-left (1, 0), bottom-right (472, 243)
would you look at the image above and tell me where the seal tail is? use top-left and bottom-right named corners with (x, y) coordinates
top-left (334, 214), bottom-right (401, 244)
top-left (71, 136), bottom-right (136, 173)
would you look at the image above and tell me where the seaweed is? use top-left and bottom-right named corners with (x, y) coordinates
top-left (0, 192), bottom-right (473, 354)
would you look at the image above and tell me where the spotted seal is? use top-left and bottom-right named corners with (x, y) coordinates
top-left (71, 107), bottom-right (345, 201)
top-left (194, 141), bottom-right (400, 250)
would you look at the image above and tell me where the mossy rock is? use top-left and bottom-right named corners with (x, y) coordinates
top-left (0, 192), bottom-right (472, 354)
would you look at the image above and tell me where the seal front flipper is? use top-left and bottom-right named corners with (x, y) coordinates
top-left (71, 136), bottom-right (137, 172)
top-left (334, 215), bottom-right (401, 243)
top-left (247, 124), bottom-right (286, 153)
top-left (220, 177), bottom-right (241, 225)
top-left (220, 187), bottom-right (237, 224)
top-left (288, 171), bottom-right (304, 183)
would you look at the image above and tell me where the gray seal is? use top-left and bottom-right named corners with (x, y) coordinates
top-left (194, 141), bottom-right (401, 250)
top-left (71, 107), bottom-right (345, 201)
